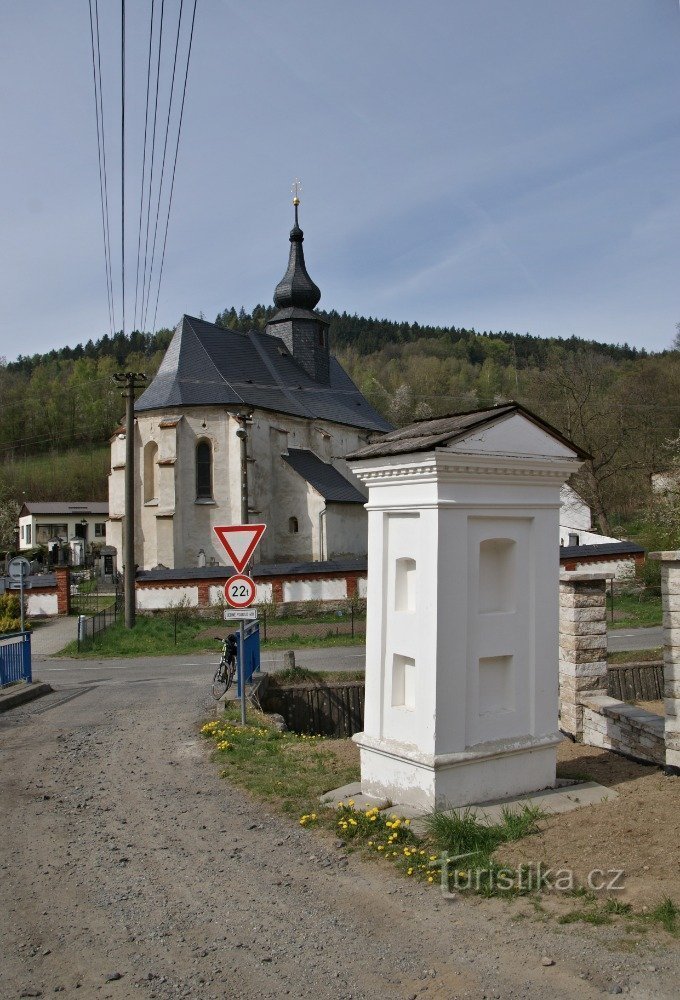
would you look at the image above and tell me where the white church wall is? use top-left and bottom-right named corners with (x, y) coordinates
top-left (208, 582), bottom-right (273, 606)
top-left (27, 592), bottom-right (59, 616)
top-left (110, 402), bottom-right (374, 572)
top-left (136, 585), bottom-right (199, 610)
top-left (326, 504), bottom-right (367, 559)
top-left (283, 578), bottom-right (347, 602)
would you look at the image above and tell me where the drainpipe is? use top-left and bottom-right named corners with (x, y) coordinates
top-left (319, 506), bottom-right (327, 562)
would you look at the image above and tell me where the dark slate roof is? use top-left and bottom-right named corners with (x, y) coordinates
top-left (136, 558), bottom-right (367, 582)
top-left (346, 402), bottom-right (590, 461)
top-left (273, 216), bottom-right (321, 310)
top-left (282, 449), bottom-right (366, 504)
top-left (135, 315), bottom-right (391, 433)
top-left (560, 541), bottom-right (645, 560)
top-left (20, 502), bottom-right (109, 516)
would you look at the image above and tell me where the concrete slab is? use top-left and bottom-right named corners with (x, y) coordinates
top-left (320, 782), bottom-right (388, 810)
top-left (454, 781), bottom-right (618, 825)
top-left (0, 681), bottom-right (53, 712)
top-left (320, 779), bottom-right (617, 828)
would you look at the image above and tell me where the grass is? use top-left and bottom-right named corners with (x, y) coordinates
top-left (269, 667), bottom-right (365, 686)
top-left (56, 613), bottom-right (365, 658)
top-left (58, 614), bottom-right (226, 657)
top-left (199, 709), bottom-right (680, 926)
top-left (608, 648), bottom-right (662, 664)
top-left (420, 805), bottom-right (546, 897)
top-left (557, 895), bottom-right (677, 935)
top-left (200, 703), bottom-right (358, 816)
top-left (648, 897), bottom-right (679, 933)
top-left (609, 590), bottom-right (662, 630)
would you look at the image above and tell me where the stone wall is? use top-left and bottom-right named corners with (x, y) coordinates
top-left (135, 567), bottom-right (366, 612)
top-left (649, 550), bottom-right (680, 772)
top-left (558, 574), bottom-right (610, 740)
top-left (559, 569), bottom-right (666, 766)
top-left (581, 695), bottom-right (665, 765)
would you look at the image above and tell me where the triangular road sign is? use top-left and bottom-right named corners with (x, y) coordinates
top-left (213, 523), bottom-right (266, 573)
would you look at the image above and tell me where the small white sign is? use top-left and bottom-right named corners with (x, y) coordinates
top-left (223, 607), bottom-right (258, 621)
top-left (8, 557), bottom-right (31, 581)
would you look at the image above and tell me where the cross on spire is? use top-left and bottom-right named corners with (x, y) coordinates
top-left (291, 178), bottom-right (302, 224)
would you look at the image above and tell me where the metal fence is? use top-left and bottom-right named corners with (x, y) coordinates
top-left (0, 632), bottom-right (32, 687)
top-left (263, 681), bottom-right (365, 736)
top-left (260, 605), bottom-right (366, 643)
top-left (77, 592), bottom-right (124, 651)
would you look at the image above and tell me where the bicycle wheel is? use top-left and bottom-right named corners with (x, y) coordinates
top-left (225, 656), bottom-right (236, 692)
top-left (212, 663), bottom-right (229, 700)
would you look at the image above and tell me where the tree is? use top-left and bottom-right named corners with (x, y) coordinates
top-left (0, 486), bottom-right (20, 553)
top-left (672, 322), bottom-right (680, 352)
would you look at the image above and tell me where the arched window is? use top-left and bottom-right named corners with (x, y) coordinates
top-left (288, 516), bottom-right (298, 534)
top-left (196, 439), bottom-right (213, 500)
top-left (143, 442), bottom-right (158, 503)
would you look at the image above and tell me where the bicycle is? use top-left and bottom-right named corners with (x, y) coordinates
top-left (211, 633), bottom-right (238, 700)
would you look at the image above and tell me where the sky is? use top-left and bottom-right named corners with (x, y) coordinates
top-left (0, 0), bottom-right (678, 361)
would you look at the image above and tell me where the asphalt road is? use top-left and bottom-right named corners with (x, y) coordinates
top-left (607, 626), bottom-right (663, 653)
top-left (2, 656), bottom-right (676, 999)
top-left (35, 623), bottom-right (662, 681)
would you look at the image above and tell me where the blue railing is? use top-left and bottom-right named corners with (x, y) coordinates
top-left (0, 631), bottom-right (32, 687)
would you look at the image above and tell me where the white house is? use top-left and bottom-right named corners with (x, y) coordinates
top-left (558, 483), bottom-right (643, 578)
top-left (19, 501), bottom-right (109, 564)
top-left (107, 204), bottom-right (391, 573)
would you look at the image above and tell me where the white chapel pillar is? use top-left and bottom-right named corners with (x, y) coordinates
top-left (349, 404), bottom-right (586, 811)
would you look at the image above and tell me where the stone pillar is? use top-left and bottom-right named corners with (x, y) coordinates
top-left (558, 573), bottom-right (611, 740)
top-left (649, 552), bottom-right (680, 773)
top-left (197, 579), bottom-right (211, 608)
top-left (348, 405), bottom-right (585, 811)
top-left (55, 566), bottom-right (71, 615)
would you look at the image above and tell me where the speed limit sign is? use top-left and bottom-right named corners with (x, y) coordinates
top-left (224, 574), bottom-right (256, 609)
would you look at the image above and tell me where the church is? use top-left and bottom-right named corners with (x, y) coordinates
top-left (107, 200), bottom-right (391, 573)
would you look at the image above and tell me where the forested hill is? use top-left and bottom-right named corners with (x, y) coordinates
top-left (1, 306), bottom-right (678, 537)
top-left (6, 305), bottom-right (646, 376)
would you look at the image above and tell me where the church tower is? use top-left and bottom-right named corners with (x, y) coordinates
top-left (265, 186), bottom-right (330, 384)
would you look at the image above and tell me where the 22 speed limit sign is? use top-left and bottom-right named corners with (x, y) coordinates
top-left (224, 574), bottom-right (256, 609)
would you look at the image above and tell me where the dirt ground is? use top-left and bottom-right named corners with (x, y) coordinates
top-left (1, 659), bottom-right (679, 1000)
top-left (318, 735), bottom-right (680, 911)
top-left (498, 740), bottom-right (680, 908)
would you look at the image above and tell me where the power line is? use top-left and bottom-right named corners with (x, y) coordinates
top-left (87, 0), bottom-right (115, 337)
top-left (121, 0), bottom-right (126, 337)
top-left (140, 0), bottom-right (166, 332)
top-left (142, 0), bottom-right (185, 332)
top-left (133, 0), bottom-right (156, 333)
top-left (151, 0), bottom-right (198, 336)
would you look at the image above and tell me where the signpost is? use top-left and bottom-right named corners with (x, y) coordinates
top-left (8, 557), bottom-right (30, 634)
top-left (213, 524), bottom-right (266, 724)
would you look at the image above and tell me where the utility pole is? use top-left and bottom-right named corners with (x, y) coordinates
top-left (235, 411), bottom-right (250, 527)
top-left (113, 372), bottom-right (148, 628)
top-left (235, 410), bottom-right (251, 726)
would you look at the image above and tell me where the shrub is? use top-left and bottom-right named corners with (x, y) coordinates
top-left (0, 593), bottom-right (21, 618)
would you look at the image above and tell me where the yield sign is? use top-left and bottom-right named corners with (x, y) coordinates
top-left (213, 523), bottom-right (266, 573)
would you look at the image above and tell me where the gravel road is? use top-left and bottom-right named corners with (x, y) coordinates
top-left (1, 659), bottom-right (677, 999)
